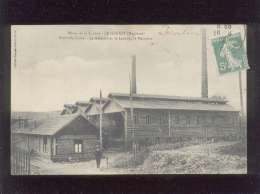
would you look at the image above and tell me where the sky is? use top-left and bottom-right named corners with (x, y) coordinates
top-left (11, 25), bottom-right (247, 112)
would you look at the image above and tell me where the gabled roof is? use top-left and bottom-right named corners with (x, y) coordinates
top-left (108, 93), bottom-right (228, 104)
top-left (105, 93), bottom-right (238, 112)
top-left (77, 106), bottom-right (89, 114)
top-left (13, 113), bottom-right (94, 136)
top-left (75, 101), bottom-right (90, 106)
top-left (64, 104), bottom-right (77, 108)
top-left (85, 102), bottom-right (106, 115)
top-left (76, 102), bottom-right (91, 113)
top-left (85, 97), bottom-right (108, 115)
top-left (89, 97), bottom-right (109, 103)
top-left (61, 104), bottom-right (78, 115)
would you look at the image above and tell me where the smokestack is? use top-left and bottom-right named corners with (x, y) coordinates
top-left (201, 28), bottom-right (208, 98)
top-left (131, 55), bottom-right (137, 94)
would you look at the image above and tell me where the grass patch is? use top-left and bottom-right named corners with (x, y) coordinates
top-left (216, 141), bottom-right (246, 157)
top-left (112, 148), bottom-right (150, 168)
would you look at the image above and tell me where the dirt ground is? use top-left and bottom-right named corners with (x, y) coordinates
top-left (30, 141), bottom-right (246, 175)
top-left (139, 141), bottom-right (246, 174)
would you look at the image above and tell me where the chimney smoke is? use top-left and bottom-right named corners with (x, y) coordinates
top-left (201, 28), bottom-right (208, 98)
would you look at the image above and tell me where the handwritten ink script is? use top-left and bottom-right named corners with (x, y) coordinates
top-left (158, 26), bottom-right (200, 36)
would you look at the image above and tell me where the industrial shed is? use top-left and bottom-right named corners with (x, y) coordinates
top-left (86, 92), bottom-right (240, 149)
top-left (13, 113), bottom-right (98, 162)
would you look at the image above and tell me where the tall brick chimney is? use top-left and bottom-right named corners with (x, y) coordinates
top-left (131, 55), bottom-right (137, 94)
top-left (201, 28), bottom-right (208, 98)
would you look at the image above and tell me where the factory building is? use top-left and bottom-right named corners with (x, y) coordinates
top-left (83, 29), bottom-right (240, 149)
top-left (60, 29), bottom-right (240, 150)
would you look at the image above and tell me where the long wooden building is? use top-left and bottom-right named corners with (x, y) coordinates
top-left (85, 93), bottom-right (239, 149)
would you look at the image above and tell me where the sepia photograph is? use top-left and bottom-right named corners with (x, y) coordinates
top-left (10, 25), bottom-right (247, 175)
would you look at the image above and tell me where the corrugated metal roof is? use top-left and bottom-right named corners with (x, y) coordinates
top-left (108, 94), bottom-right (238, 112)
top-left (13, 113), bottom-right (89, 136)
top-left (109, 93), bottom-right (228, 103)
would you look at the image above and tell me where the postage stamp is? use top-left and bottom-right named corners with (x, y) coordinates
top-left (212, 32), bottom-right (249, 75)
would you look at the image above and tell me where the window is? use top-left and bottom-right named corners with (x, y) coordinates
top-left (197, 115), bottom-right (200, 125)
top-left (21, 120), bottom-right (25, 128)
top-left (175, 115), bottom-right (180, 124)
top-left (55, 144), bottom-right (58, 155)
top-left (74, 140), bottom-right (83, 153)
top-left (156, 137), bottom-right (160, 144)
top-left (43, 136), bottom-right (47, 152)
top-left (201, 115), bottom-right (205, 125)
top-left (160, 113), bottom-right (167, 125)
top-left (111, 119), bottom-right (116, 126)
top-left (145, 115), bottom-right (151, 125)
top-left (232, 116), bottom-right (236, 126)
top-left (211, 116), bottom-right (215, 124)
top-left (134, 113), bottom-right (139, 124)
top-left (19, 120), bottom-right (25, 128)
top-left (186, 115), bottom-right (191, 125)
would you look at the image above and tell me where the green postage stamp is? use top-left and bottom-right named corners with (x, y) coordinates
top-left (212, 32), bottom-right (249, 75)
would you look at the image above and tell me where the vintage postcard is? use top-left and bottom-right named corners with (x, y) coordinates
top-left (11, 25), bottom-right (247, 175)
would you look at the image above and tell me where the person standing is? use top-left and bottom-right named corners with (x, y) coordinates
top-left (95, 145), bottom-right (102, 168)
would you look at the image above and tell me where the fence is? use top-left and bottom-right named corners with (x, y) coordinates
top-left (11, 134), bottom-right (31, 175)
top-left (11, 146), bottom-right (31, 175)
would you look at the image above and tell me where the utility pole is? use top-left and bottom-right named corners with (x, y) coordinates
top-left (168, 111), bottom-right (171, 137)
top-left (129, 74), bottom-right (136, 167)
top-left (99, 89), bottom-right (103, 150)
